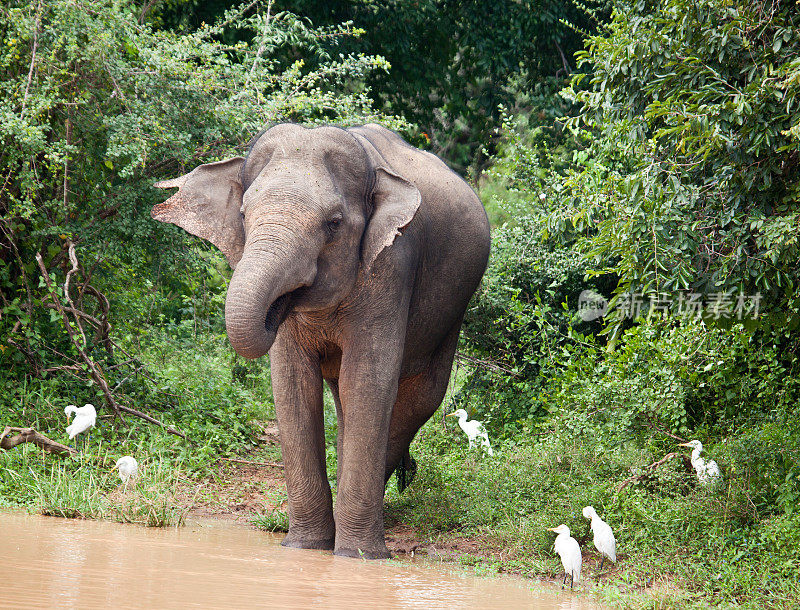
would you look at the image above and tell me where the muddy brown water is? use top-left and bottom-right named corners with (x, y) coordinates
top-left (1, 512), bottom-right (600, 609)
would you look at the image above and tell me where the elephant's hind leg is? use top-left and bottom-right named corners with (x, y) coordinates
top-left (384, 321), bottom-right (462, 486)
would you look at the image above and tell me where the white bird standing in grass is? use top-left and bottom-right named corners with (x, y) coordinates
top-left (548, 524), bottom-right (582, 590)
top-left (64, 403), bottom-right (96, 451)
top-left (446, 409), bottom-right (494, 455)
top-left (582, 506), bottom-right (617, 571)
top-left (679, 440), bottom-right (722, 486)
top-left (112, 456), bottom-right (138, 486)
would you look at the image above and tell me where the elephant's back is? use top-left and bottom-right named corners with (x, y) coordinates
top-left (349, 124), bottom-right (490, 366)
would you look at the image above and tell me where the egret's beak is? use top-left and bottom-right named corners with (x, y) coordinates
top-left (111, 463), bottom-right (118, 470)
top-left (547, 527), bottom-right (558, 532)
top-left (677, 442), bottom-right (692, 447)
top-left (445, 413), bottom-right (456, 418)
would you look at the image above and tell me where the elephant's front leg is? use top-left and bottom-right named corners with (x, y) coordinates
top-left (270, 331), bottom-right (335, 550)
top-left (334, 332), bottom-right (404, 559)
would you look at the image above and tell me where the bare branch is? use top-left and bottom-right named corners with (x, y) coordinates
top-left (20, 1), bottom-right (42, 118)
top-left (115, 405), bottom-right (187, 440)
top-left (245, 0), bottom-right (274, 89)
top-left (616, 452), bottom-right (692, 492)
top-left (455, 352), bottom-right (519, 377)
top-left (554, 41), bottom-right (572, 77)
top-left (35, 251), bottom-right (125, 422)
top-left (63, 242), bottom-right (86, 347)
top-left (138, 0), bottom-right (159, 24)
top-left (0, 426), bottom-right (76, 457)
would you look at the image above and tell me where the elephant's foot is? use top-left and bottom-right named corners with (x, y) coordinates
top-left (333, 528), bottom-right (391, 559)
top-left (281, 524), bottom-right (335, 551)
top-left (334, 545), bottom-right (392, 560)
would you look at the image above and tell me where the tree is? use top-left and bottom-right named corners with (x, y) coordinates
top-left (554, 0), bottom-right (800, 333)
top-left (0, 0), bottom-right (398, 410)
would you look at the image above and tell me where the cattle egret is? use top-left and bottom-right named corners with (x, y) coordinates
top-left (548, 524), bottom-right (582, 590)
top-left (679, 440), bottom-right (722, 486)
top-left (113, 456), bottom-right (138, 486)
top-left (582, 506), bottom-right (617, 570)
top-left (64, 403), bottom-right (96, 451)
top-left (446, 409), bottom-right (494, 455)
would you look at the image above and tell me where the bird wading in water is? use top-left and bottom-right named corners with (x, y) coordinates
top-left (582, 506), bottom-right (617, 571)
top-left (446, 409), bottom-right (494, 456)
top-left (679, 440), bottom-right (722, 486)
top-left (548, 524), bottom-right (582, 590)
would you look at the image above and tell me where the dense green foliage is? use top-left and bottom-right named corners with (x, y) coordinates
top-left (559, 0), bottom-right (800, 332)
top-left (0, 0), bottom-right (398, 422)
top-left (455, 1), bottom-right (800, 605)
top-left (156, 0), bottom-right (608, 171)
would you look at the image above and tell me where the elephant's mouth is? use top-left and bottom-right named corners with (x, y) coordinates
top-left (264, 292), bottom-right (294, 337)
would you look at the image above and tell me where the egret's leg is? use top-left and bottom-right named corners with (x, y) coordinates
top-left (599, 556), bottom-right (605, 572)
top-left (570, 572), bottom-right (574, 590)
top-left (562, 572), bottom-right (567, 589)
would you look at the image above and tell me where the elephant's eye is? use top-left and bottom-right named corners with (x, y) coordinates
top-left (327, 215), bottom-right (343, 232)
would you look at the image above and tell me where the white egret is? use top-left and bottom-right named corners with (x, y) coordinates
top-left (582, 506), bottom-right (616, 570)
top-left (548, 524), bottom-right (582, 590)
top-left (679, 440), bottom-right (722, 486)
top-left (64, 403), bottom-right (96, 451)
top-left (112, 456), bottom-right (138, 486)
top-left (446, 409), bottom-right (494, 456)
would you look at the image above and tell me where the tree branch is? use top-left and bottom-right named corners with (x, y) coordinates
top-left (616, 452), bottom-right (691, 492)
top-left (35, 251), bottom-right (125, 422)
top-left (115, 404), bottom-right (187, 440)
top-left (220, 457), bottom-right (284, 468)
top-left (0, 426), bottom-right (76, 457)
top-left (20, 1), bottom-right (42, 118)
top-left (244, 0), bottom-right (274, 89)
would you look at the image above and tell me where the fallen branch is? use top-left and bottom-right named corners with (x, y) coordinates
top-left (115, 404), bottom-right (187, 440)
top-left (616, 452), bottom-right (689, 492)
top-left (220, 457), bottom-right (284, 468)
top-left (0, 426), bottom-right (76, 456)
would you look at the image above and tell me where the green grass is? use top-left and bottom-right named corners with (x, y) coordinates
top-left (386, 412), bottom-right (800, 608)
top-left (0, 329), bottom-right (273, 525)
top-left (4, 327), bottom-right (799, 607)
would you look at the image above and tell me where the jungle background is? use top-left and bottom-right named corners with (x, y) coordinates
top-left (1, 0), bottom-right (799, 607)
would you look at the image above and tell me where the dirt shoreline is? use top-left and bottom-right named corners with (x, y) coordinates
top-left (182, 438), bottom-right (610, 581)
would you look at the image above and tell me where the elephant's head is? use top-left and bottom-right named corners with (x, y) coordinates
top-left (152, 124), bottom-right (420, 359)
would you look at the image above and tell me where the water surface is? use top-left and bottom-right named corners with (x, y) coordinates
top-left (0, 512), bottom-right (598, 609)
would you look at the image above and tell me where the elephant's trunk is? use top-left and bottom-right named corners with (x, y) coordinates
top-left (224, 239), bottom-right (317, 359)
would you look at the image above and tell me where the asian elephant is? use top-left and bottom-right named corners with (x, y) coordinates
top-left (152, 123), bottom-right (490, 558)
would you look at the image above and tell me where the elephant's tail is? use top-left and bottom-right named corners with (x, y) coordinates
top-left (395, 450), bottom-right (418, 494)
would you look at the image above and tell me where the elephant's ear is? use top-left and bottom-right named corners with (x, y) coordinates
top-left (361, 167), bottom-right (421, 274)
top-left (152, 158), bottom-right (246, 269)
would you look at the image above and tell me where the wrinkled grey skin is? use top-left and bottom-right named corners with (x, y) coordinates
top-left (153, 124), bottom-right (490, 559)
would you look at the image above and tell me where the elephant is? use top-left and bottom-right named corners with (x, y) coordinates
top-left (152, 123), bottom-right (490, 558)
